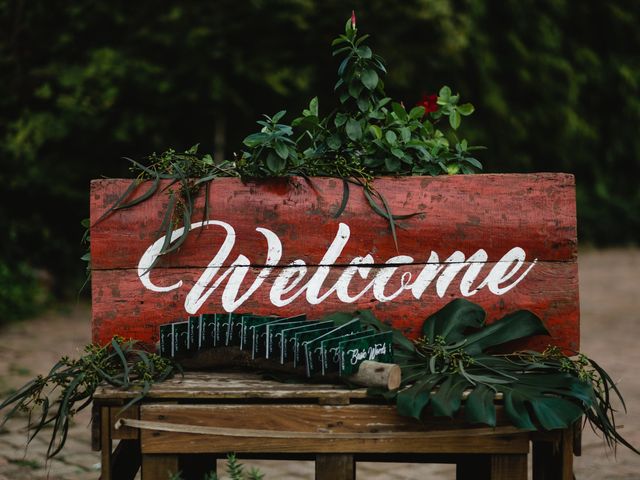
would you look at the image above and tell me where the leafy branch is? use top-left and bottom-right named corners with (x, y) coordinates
top-left (80, 13), bottom-right (483, 268)
top-left (0, 337), bottom-right (181, 458)
top-left (360, 299), bottom-right (638, 455)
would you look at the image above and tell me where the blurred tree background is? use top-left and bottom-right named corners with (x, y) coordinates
top-left (1, 0), bottom-right (639, 319)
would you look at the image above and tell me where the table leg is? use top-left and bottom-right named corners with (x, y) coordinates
top-left (142, 454), bottom-right (180, 480)
top-left (490, 454), bottom-right (527, 479)
top-left (316, 453), bottom-right (355, 480)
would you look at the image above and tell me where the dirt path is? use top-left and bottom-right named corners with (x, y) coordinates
top-left (1, 248), bottom-right (639, 479)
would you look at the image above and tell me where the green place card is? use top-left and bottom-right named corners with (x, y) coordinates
top-left (199, 313), bottom-right (217, 350)
top-left (339, 331), bottom-right (394, 376)
top-left (321, 330), bottom-right (373, 375)
top-left (188, 315), bottom-right (201, 352)
top-left (280, 321), bottom-right (334, 364)
top-left (213, 313), bottom-right (234, 346)
top-left (159, 323), bottom-right (173, 357)
top-left (266, 317), bottom-right (308, 360)
top-left (251, 317), bottom-right (293, 359)
top-left (240, 315), bottom-right (278, 350)
top-left (172, 321), bottom-right (189, 357)
top-left (293, 326), bottom-right (336, 368)
top-left (225, 313), bottom-right (246, 346)
top-left (303, 319), bottom-right (362, 377)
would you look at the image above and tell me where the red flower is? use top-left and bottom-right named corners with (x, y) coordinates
top-left (351, 10), bottom-right (356, 29)
top-left (418, 93), bottom-right (439, 114)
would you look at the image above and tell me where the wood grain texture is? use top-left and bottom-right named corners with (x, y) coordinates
top-left (93, 371), bottom-right (370, 401)
top-left (139, 404), bottom-right (531, 454)
top-left (490, 454), bottom-right (528, 480)
top-left (316, 454), bottom-right (355, 480)
top-left (90, 174), bottom-right (579, 351)
top-left (141, 454), bottom-right (179, 480)
top-left (90, 175), bottom-right (577, 268)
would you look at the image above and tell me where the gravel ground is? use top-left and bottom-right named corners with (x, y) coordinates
top-left (0, 248), bottom-right (638, 479)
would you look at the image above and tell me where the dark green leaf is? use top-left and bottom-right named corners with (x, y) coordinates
top-left (327, 134), bottom-right (342, 150)
top-left (345, 118), bottom-right (362, 141)
top-left (271, 110), bottom-right (286, 123)
top-left (361, 69), bottom-right (378, 90)
top-left (465, 384), bottom-right (497, 426)
top-left (422, 298), bottom-right (486, 344)
top-left (409, 106), bottom-right (426, 119)
top-left (397, 376), bottom-right (442, 419)
top-left (357, 46), bottom-right (372, 59)
top-left (449, 110), bottom-right (461, 130)
top-left (391, 102), bottom-right (408, 122)
top-left (333, 179), bottom-right (349, 219)
top-left (266, 152), bottom-right (286, 173)
top-left (274, 141), bottom-right (289, 160)
top-left (503, 389), bottom-right (536, 430)
top-left (463, 310), bottom-right (548, 355)
top-left (385, 130), bottom-right (397, 145)
top-left (385, 157), bottom-right (401, 171)
top-left (529, 396), bottom-right (583, 430)
top-left (458, 103), bottom-right (475, 116)
top-left (430, 374), bottom-right (470, 417)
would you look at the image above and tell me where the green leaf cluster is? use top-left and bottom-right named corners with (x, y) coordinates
top-left (361, 299), bottom-right (638, 455)
top-left (0, 337), bottom-right (181, 458)
top-left (239, 15), bottom-right (483, 179)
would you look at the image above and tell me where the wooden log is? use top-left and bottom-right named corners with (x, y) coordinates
top-left (350, 360), bottom-right (400, 390)
top-left (162, 345), bottom-right (401, 390)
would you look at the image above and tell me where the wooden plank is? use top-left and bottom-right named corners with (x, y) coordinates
top-left (110, 439), bottom-right (141, 480)
top-left (91, 403), bottom-right (101, 451)
top-left (91, 260), bottom-right (578, 350)
top-left (141, 454), bottom-right (179, 480)
top-left (90, 174), bottom-right (577, 269)
top-left (490, 454), bottom-right (528, 479)
top-left (532, 427), bottom-right (574, 480)
top-left (110, 405), bottom-right (139, 440)
top-left (100, 406), bottom-right (112, 480)
top-left (94, 371), bottom-right (369, 401)
top-left (139, 404), bottom-right (530, 454)
top-left (315, 454), bottom-right (355, 480)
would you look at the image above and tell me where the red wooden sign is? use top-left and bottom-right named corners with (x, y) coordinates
top-left (90, 174), bottom-right (579, 351)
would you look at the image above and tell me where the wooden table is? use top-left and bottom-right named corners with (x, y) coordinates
top-left (92, 371), bottom-right (577, 480)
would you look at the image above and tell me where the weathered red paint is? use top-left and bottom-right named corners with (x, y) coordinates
top-left (90, 174), bottom-right (579, 351)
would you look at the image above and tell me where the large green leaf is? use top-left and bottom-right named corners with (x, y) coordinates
top-left (503, 389), bottom-right (536, 430)
top-left (465, 384), bottom-right (497, 426)
top-left (421, 298), bottom-right (485, 344)
top-left (529, 396), bottom-right (583, 430)
top-left (462, 310), bottom-right (549, 355)
top-left (396, 376), bottom-right (443, 419)
top-left (430, 374), bottom-right (470, 418)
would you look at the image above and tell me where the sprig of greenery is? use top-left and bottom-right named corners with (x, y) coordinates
top-left (0, 337), bottom-right (181, 458)
top-left (81, 14), bottom-right (484, 265)
top-left (239, 14), bottom-right (483, 179)
top-left (360, 299), bottom-right (638, 455)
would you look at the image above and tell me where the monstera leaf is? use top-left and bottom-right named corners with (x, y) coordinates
top-left (382, 299), bottom-right (638, 454)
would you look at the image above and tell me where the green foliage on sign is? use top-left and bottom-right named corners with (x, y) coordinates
top-left (362, 299), bottom-right (638, 455)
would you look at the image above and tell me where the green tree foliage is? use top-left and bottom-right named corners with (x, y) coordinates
top-left (1, 0), bottom-right (638, 307)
